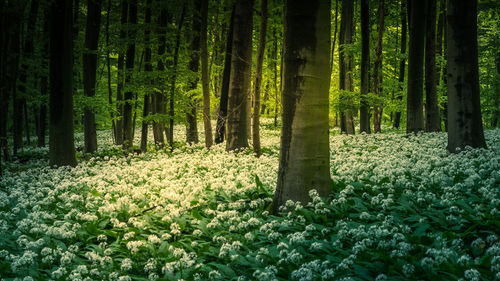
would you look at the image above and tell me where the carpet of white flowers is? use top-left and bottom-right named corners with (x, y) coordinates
top-left (1, 120), bottom-right (499, 281)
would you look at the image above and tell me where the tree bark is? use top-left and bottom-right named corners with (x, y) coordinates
top-left (122, 0), bottom-right (137, 151)
top-left (406, 0), bottom-right (427, 134)
top-left (273, 0), bottom-right (330, 214)
top-left (393, 0), bottom-right (407, 129)
top-left (330, 0), bottom-right (339, 75)
top-left (105, 0), bottom-right (116, 143)
top-left (115, 0), bottom-right (128, 145)
top-left (49, 0), bottom-right (76, 167)
top-left (446, 0), bottom-right (486, 152)
top-left (425, 0), bottom-right (441, 132)
top-left (359, 0), bottom-right (370, 133)
top-left (82, 0), bottom-right (101, 153)
top-left (140, 0), bottom-right (153, 153)
top-left (252, 0), bottom-right (267, 157)
top-left (200, 0), bottom-right (213, 148)
top-left (372, 0), bottom-right (385, 133)
top-left (214, 8), bottom-right (234, 144)
top-left (493, 52), bottom-right (500, 127)
top-left (339, 0), bottom-right (355, 135)
top-left (226, 0), bottom-right (253, 151)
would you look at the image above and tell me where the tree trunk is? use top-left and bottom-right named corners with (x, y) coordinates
top-left (493, 52), bottom-right (500, 127)
top-left (122, 0), bottom-right (137, 151)
top-left (82, 0), bottom-right (101, 153)
top-left (406, 0), bottom-right (427, 134)
top-left (393, 0), bottom-right (407, 129)
top-left (273, 0), bottom-right (330, 214)
top-left (359, 0), bottom-right (370, 133)
top-left (226, 0), bottom-right (253, 151)
top-left (339, 0), bottom-right (355, 135)
top-left (425, 0), bottom-right (441, 132)
top-left (372, 0), bottom-right (385, 133)
top-left (214, 8), bottom-right (234, 144)
top-left (49, 0), bottom-right (76, 167)
top-left (446, 0), bottom-right (486, 152)
top-left (252, 0), bottom-right (267, 157)
top-left (115, 0), bottom-right (128, 145)
top-left (105, 0), bottom-right (116, 143)
top-left (140, 0), bottom-right (153, 153)
top-left (330, 0), bottom-right (339, 75)
top-left (200, 0), bottom-right (213, 148)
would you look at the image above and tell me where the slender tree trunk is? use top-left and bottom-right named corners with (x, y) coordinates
top-left (372, 0), bottom-right (385, 133)
top-left (214, 8), bottom-right (234, 144)
top-left (49, 0), bottom-right (76, 167)
top-left (425, 0), bottom-right (441, 132)
top-left (140, 0), bottom-right (153, 152)
top-left (359, 0), bottom-right (370, 133)
top-left (115, 0), bottom-right (128, 145)
top-left (406, 0), bottom-right (427, 134)
top-left (330, 0), bottom-right (339, 75)
top-left (393, 0), bottom-right (407, 129)
top-left (153, 8), bottom-right (168, 148)
top-left (273, 0), bottom-right (330, 214)
top-left (273, 29), bottom-right (279, 128)
top-left (82, 0), bottom-right (101, 153)
top-left (252, 0), bottom-right (267, 157)
top-left (122, 0), bottom-right (137, 151)
top-left (446, 0), bottom-right (486, 152)
top-left (105, 0), bottom-right (116, 142)
top-left (200, 0), bottom-right (213, 148)
top-left (437, 0), bottom-right (448, 131)
top-left (226, 0), bottom-right (253, 151)
top-left (339, 0), bottom-right (355, 135)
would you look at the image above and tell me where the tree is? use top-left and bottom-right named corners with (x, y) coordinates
top-left (115, 0), bottom-right (128, 145)
top-left (446, 0), bottom-right (486, 152)
top-left (339, 0), bottom-right (355, 135)
top-left (406, 0), bottom-right (427, 134)
top-left (122, 0), bottom-right (137, 151)
top-left (273, 0), bottom-right (330, 214)
top-left (359, 0), bottom-right (370, 134)
top-left (393, 0), bottom-right (407, 129)
top-left (201, 0), bottom-right (213, 148)
top-left (153, 7), bottom-right (168, 148)
top-left (82, 0), bottom-right (102, 153)
top-left (425, 0), bottom-right (441, 132)
top-left (372, 0), bottom-right (385, 133)
top-left (252, 0), bottom-right (268, 157)
top-left (49, 0), bottom-right (76, 167)
top-left (226, 0), bottom-right (253, 151)
top-left (140, 0), bottom-right (153, 153)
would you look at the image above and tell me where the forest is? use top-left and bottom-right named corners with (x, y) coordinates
top-left (0, 0), bottom-right (499, 280)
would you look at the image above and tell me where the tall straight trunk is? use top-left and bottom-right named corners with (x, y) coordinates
top-left (406, 0), bottom-right (427, 134)
top-left (37, 9), bottom-right (50, 148)
top-left (393, 0), bottom-right (407, 129)
top-left (442, 8), bottom-right (448, 132)
top-left (168, 5), bottom-right (186, 149)
top-left (23, 101), bottom-right (30, 145)
top-left (359, 0), bottom-right (370, 133)
top-left (82, 0), bottom-right (101, 153)
top-left (273, 0), bottom-right (330, 214)
top-left (493, 53), bottom-right (500, 127)
top-left (339, 0), bottom-right (355, 135)
top-left (49, 0), bottom-right (76, 167)
top-left (141, 0), bottom-right (153, 152)
top-left (122, 0), bottom-right (137, 151)
top-left (330, 0), bottom-right (339, 75)
top-left (436, 0), bottom-right (447, 129)
top-left (226, 0), bottom-right (253, 151)
top-left (200, 0), bottom-right (213, 148)
top-left (446, 0), bottom-right (486, 152)
top-left (425, 0), bottom-right (441, 132)
top-left (115, 0), bottom-right (128, 145)
top-left (214, 8), bottom-right (234, 144)
top-left (105, 0), bottom-right (116, 142)
top-left (186, 0), bottom-right (202, 145)
top-left (273, 28), bottom-right (279, 128)
top-left (372, 0), bottom-right (385, 133)
top-left (252, 0), bottom-right (267, 157)
top-left (153, 8), bottom-right (168, 148)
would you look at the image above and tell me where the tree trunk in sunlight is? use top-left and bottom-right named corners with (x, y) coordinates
top-left (273, 0), bottom-right (331, 214)
top-left (446, 0), bottom-right (486, 152)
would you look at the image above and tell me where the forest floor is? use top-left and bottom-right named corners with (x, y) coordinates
top-left (1, 119), bottom-right (499, 281)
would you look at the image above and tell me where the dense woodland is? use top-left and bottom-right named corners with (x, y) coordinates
top-left (0, 0), bottom-right (500, 280)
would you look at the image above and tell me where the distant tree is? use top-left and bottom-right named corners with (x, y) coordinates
top-left (140, 0), bottom-right (153, 153)
top-left (359, 0), bottom-right (370, 134)
top-left (122, 0), bottom-right (137, 151)
top-left (425, 0), bottom-right (441, 132)
top-left (372, 0), bottom-right (385, 133)
top-left (115, 0), bottom-right (128, 145)
top-left (49, 0), bottom-right (76, 167)
top-left (393, 0), bottom-right (407, 129)
top-left (82, 0), bottom-right (102, 153)
top-left (153, 7), bottom-right (168, 148)
top-left (446, 0), bottom-right (486, 152)
top-left (339, 0), bottom-right (355, 135)
top-left (201, 0), bottom-right (213, 148)
top-left (226, 0), bottom-right (253, 151)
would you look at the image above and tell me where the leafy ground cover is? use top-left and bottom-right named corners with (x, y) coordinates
top-left (1, 120), bottom-right (499, 281)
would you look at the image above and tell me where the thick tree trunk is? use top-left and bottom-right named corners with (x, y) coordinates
top-left (49, 0), bottom-right (76, 167)
top-left (393, 0), bottom-right (407, 129)
top-left (406, 0), bottom-right (427, 134)
top-left (339, 0), bottom-right (355, 135)
top-left (115, 0), bottom-right (128, 145)
top-left (372, 0), bottom-right (385, 133)
top-left (273, 0), bottom-right (330, 214)
top-left (82, 0), bottom-right (101, 153)
top-left (425, 0), bottom-right (441, 132)
top-left (360, 0), bottom-right (370, 133)
top-left (446, 0), bottom-right (486, 152)
top-left (226, 0), bottom-right (253, 151)
top-left (252, 0), bottom-right (267, 157)
top-left (200, 0), bottom-right (213, 148)
top-left (122, 0), bottom-right (137, 151)
top-left (214, 8), bottom-right (234, 144)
